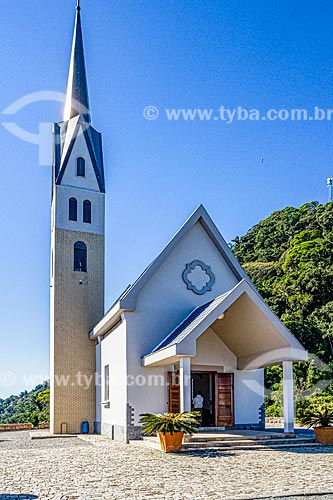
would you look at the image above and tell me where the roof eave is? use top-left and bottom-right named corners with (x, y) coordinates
top-left (142, 345), bottom-right (180, 367)
top-left (89, 303), bottom-right (132, 340)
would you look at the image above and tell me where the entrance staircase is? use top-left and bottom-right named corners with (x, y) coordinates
top-left (140, 429), bottom-right (322, 452)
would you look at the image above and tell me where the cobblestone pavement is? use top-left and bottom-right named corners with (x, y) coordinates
top-left (0, 431), bottom-right (332, 500)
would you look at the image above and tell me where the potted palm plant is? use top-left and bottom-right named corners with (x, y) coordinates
top-left (297, 396), bottom-right (333, 444)
top-left (139, 411), bottom-right (201, 452)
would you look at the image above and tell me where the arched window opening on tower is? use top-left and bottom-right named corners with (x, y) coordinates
top-left (76, 157), bottom-right (85, 177)
top-left (83, 200), bottom-right (91, 223)
top-left (69, 197), bottom-right (78, 221)
top-left (74, 242), bottom-right (87, 272)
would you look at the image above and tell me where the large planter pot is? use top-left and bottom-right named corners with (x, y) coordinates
top-left (314, 427), bottom-right (333, 444)
top-left (157, 431), bottom-right (184, 452)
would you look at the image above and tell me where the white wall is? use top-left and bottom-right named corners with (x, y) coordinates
top-left (55, 130), bottom-right (105, 235)
top-left (60, 131), bottom-right (100, 191)
top-left (55, 185), bottom-right (105, 235)
top-left (100, 320), bottom-right (127, 429)
top-left (192, 328), bottom-right (236, 371)
top-left (234, 369), bottom-right (264, 424)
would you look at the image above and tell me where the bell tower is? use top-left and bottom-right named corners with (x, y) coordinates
top-left (50, 1), bottom-right (105, 434)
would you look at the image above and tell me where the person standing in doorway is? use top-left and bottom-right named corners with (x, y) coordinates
top-left (193, 391), bottom-right (204, 424)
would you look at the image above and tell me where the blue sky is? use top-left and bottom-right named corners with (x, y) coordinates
top-left (0, 0), bottom-right (332, 398)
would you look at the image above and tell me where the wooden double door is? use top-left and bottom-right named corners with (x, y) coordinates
top-left (168, 371), bottom-right (234, 427)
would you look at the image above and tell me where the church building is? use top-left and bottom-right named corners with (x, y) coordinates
top-left (50, 2), bottom-right (308, 442)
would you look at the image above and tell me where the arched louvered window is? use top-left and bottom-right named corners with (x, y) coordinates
top-left (69, 197), bottom-right (77, 221)
top-left (83, 200), bottom-right (91, 224)
top-left (74, 241), bottom-right (87, 272)
top-left (76, 157), bottom-right (85, 177)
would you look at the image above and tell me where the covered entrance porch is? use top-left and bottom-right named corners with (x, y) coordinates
top-left (142, 280), bottom-right (308, 433)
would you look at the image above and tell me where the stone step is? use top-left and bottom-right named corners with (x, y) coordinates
top-left (182, 438), bottom-right (316, 449)
top-left (143, 432), bottom-right (296, 443)
top-left (142, 433), bottom-right (300, 444)
top-left (184, 434), bottom-right (296, 443)
top-left (137, 436), bottom-right (323, 452)
top-left (197, 427), bottom-right (226, 432)
top-left (182, 442), bottom-right (323, 452)
top-left (196, 427), bottom-right (293, 436)
top-left (142, 436), bottom-right (315, 446)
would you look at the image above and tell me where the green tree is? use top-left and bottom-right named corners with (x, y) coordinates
top-left (0, 381), bottom-right (49, 425)
top-left (232, 201), bottom-right (333, 413)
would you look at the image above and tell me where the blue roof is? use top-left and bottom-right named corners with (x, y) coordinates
top-left (151, 292), bottom-right (230, 353)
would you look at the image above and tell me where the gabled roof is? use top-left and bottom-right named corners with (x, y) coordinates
top-left (89, 205), bottom-right (253, 340)
top-left (118, 205), bottom-right (251, 309)
top-left (142, 280), bottom-right (308, 370)
top-left (53, 117), bottom-right (105, 193)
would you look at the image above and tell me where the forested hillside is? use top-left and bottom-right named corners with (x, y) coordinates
top-left (233, 201), bottom-right (333, 414)
top-left (0, 381), bottom-right (49, 426)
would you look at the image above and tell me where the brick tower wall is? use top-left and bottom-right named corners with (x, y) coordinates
top-left (50, 227), bottom-right (104, 434)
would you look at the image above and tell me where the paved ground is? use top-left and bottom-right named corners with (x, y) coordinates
top-left (0, 431), bottom-right (332, 500)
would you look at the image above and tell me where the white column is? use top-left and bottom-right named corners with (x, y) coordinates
top-left (283, 361), bottom-right (294, 433)
top-left (179, 357), bottom-right (191, 413)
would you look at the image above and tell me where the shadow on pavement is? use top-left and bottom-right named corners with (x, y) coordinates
top-left (0, 496), bottom-right (38, 499)
top-left (176, 449), bottom-right (237, 457)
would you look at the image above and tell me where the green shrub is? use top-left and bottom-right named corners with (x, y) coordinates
top-left (297, 395), bottom-right (333, 428)
top-left (265, 400), bottom-right (283, 417)
top-left (30, 412), bottom-right (40, 429)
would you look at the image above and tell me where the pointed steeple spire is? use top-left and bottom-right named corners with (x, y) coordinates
top-left (63, 1), bottom-right (90, 123)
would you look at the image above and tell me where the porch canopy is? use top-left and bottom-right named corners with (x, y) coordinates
top-left (142, 279), bottom-right (308, 370)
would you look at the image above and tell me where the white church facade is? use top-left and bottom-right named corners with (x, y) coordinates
top-left (50, 2), bottom-right (308, 442)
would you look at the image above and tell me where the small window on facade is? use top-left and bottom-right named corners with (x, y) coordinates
top-left (83, 200), bottom-right (91, 224)
top-left (69, 197), bottom-right (77, 221)
top-left (76, 157), bottom-right (85, 177)
top-left (74, 241), bottom-right (87, 272)
top-left (104, 365), bottom-right (110, 402)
